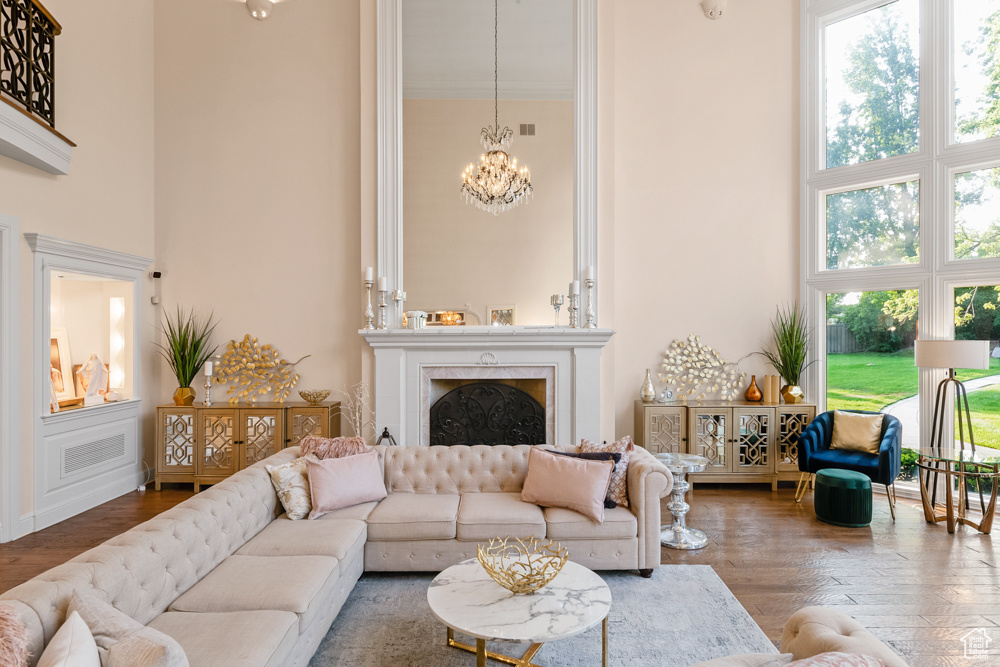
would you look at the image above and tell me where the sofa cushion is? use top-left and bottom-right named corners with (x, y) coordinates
top-left (543, 506), bottom-right (637, 540)
top-left (68, 592), bottom-right (188, 667)
top-left (235, 518), bottom-right (366, 560)
top-left (366, 494), bottom-right (460, 541)
top-left (315, 501), bottom-right (380, 521)
top-left (456, 492), bottom-right (546, 541)
top-left (167, 555), bottom-right (338, 633)
top-left (148, 611), bottom-right (297, 667)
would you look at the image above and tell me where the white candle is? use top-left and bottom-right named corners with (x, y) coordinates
top-left (572, 280), bottom-right (580, 295)
top-left (378, 276), bottom-right (387, 291)
top-left (203, 361), bottom-right (213, 376)
top-left (569, 282), bottom-right (576, 295)
top-left (365, 266), bottom-right (373, 282)
top-left (585, 266), bottom-right (594, 281)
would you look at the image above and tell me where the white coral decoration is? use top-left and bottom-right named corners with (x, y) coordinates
top-left (658, 334), bottom-right (746, 402)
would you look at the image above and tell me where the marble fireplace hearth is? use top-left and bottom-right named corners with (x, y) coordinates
top-left (360, 327), bottom-right (614, 447)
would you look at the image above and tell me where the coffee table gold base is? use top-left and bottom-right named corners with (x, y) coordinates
top-left (446, 618), bottom-right (608, 667)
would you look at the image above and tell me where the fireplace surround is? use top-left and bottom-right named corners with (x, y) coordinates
top-left (361, 327), bottom-right (614, 447)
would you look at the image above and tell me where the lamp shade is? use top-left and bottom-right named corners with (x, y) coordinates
top-left (914, 340), bottom-right (990, 370)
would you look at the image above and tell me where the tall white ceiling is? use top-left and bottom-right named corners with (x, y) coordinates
top-left (402, 0), bottom-right (574, 100)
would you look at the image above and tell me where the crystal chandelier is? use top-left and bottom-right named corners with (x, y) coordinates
top-left (460, 0), bottom-right (533, 215)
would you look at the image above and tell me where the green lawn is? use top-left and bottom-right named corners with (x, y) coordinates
top-left (827, 350), bottom-right (1000, 449)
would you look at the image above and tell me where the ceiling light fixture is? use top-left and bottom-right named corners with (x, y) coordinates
top-left (460, 0), bottom-right (533, 215)
top-left (247, 0), bottom-right (273, 20)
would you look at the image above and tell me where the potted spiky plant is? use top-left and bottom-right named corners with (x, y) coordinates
top-left (156, 307), bottom-right (219, 405)
top-left (760, 304), bottom-right (813, 403)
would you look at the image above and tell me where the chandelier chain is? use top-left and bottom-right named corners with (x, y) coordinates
top-left (494, 0), bottom-right (498, 129)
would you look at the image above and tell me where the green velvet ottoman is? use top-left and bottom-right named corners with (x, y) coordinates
top-left (814, 469), bottom-right (872, 527)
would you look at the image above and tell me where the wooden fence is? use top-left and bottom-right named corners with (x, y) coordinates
top-left (827, 323), bottom-right (862, 354)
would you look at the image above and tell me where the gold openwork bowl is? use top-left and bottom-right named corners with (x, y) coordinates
top-left (476, 536), bottom-right (568, 595)
top-left (298, 389), bottom-right (331, 406)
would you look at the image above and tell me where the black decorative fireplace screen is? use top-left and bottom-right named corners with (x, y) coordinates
top-left (429, 382), bottom-right (545, 446)
top-left (1, 0), bottom-right (60, 127)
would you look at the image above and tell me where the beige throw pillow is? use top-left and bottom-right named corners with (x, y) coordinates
top-left (521, 447), bottom-right (614, 524)
top-left (580, 436), bottom-right (634, 508)
top-left (830, 411), bottom-right (882, 455)
top-left (36, 611), bottom-right (99, 667)
top-left (68, 593), bottom-right (188, 667)
top-left (266, 455), bottom-right (316, 520)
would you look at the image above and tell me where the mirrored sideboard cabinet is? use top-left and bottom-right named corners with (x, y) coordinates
top-left (634, 400), bottom-right (816, 490)
top-left (156, 402), bottom-right (341, 491)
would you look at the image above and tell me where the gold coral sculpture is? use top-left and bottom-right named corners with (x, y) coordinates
top-left (659, 334), bottom-right (746, 402)
top-left (215, 334), bottom-right (310, 404)
top-left (477, 536), bottom-right (568, 595)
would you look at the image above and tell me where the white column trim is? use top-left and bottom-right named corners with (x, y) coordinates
top-left (0, 215), bottom-right (19, 543)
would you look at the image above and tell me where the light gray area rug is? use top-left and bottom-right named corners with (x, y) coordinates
top-left (309, 565), bottom-right (777, 666)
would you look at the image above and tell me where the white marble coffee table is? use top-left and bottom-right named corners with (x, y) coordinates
top-left (427, 558), bottom-right (612, 667)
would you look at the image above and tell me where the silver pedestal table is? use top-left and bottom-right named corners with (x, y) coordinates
top-left (654, 452), bottom-right (710, 550)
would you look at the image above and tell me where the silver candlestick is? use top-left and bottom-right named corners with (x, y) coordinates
top-left (551, 294), bottom-right (564, 326)
top-left (203, 374), bottom-right (213, 407)
top-left (584, 279), bottom-right (596, 329)
top-left (377, 290), bottom-right (388, 329)
top-left (392, 290), bottom-right (407, 328)
top-left (363, 280), bottom-right (375, 330)
top-left (568, 294), bottom-right (579, 328)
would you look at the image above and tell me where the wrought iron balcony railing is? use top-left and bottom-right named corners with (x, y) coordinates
top-left (0, 0), bottom-right (61, 128)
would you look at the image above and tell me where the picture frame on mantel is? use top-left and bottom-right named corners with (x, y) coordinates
top-left (488, 305), bottom-right (516, 326)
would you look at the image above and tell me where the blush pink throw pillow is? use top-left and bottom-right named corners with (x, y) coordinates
top-left (521, 447), bottom-right (614, 524)
top-left (0, 604), bottom-right (29, 667)
top-left (306, 450), bottom-right (387, 519)
top-left (300, 436), bottom-right (370, 460)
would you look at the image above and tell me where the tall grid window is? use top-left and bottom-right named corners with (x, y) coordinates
top-left (803, 0), bottom-right (1000, 495)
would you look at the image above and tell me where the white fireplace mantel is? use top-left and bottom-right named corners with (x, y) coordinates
top-left (361, 326), bottom-right (614, 447)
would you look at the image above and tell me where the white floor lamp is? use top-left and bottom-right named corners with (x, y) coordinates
top-left (914, 339), bottom-right (991, 511)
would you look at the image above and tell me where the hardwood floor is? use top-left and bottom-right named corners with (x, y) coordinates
top-left (1, 483), bottom-right (996, 665)
top-left (667, 484), bottom-right (999, 666)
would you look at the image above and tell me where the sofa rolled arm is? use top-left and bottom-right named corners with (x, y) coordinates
top-left (627, 447), bottom-right (673, 571)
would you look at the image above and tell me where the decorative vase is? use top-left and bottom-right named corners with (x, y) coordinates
top-left (640, 369), bottom-right (656, 403)
top-left (781, 384), bottom-right (804, 404)
top-left (173, 387), bottom-right (195, 406)
top-left (744, 375), bottom-right (762, 402)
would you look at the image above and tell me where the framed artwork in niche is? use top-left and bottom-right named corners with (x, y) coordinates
top-left (50, 327), bottom-right (74, 402)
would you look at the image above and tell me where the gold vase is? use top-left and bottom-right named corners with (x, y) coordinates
top-left (744, 375), bottom-right (762, 402)
top-left (173, 386), bottom-right (196, 406)
top-left (640, 369), bottom-right (656, 404)
top-left (780, 384), bottom-right (804, 404)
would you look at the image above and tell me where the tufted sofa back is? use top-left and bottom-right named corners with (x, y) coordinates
top-left (380, 444), bottom-right (572, 494)
top-left (0, 466), bottom-right (278, 664)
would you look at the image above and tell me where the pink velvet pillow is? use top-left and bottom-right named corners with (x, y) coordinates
top-left (300, 436), bottom-right (370, 460)
top-left (521, 447), bottom-right (614, 524)
top-left (307, 450), bottom-right (387, 519)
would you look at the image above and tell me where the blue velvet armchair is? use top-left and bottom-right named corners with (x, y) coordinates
top-left (795, 410), bottom-right (903, 520)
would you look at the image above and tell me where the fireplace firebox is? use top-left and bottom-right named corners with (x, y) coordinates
top-left (429, 382), bottom-right (545, 446)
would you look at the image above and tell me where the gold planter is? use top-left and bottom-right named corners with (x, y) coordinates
top-left (173, 387), bottom-right (196, 406)
top-left (780, 384), bottom-right (804, 404)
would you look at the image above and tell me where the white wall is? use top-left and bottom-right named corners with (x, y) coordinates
top-left (0, 0), bottom-right (155, 520)
top-left (154, 0), bottom-right (363, 410)
top-left (606, 0), bottom-right (800, 436)
top-left (403, 99), bottom-right (574, 325)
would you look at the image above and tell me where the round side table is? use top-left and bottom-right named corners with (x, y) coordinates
top-left (654, 452), bottom-right (709, 550)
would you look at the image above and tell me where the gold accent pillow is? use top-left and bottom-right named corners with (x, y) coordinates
top-left (830, 411), bottom-right (882, 455)
top-left (266, 455), bottom-right (315, 520)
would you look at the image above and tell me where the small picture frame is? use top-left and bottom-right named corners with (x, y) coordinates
top-left (488, 305), bottom-right (516, 326)
top-left (50, 327), bottom-right (75, 402)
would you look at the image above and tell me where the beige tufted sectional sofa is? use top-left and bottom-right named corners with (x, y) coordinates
top-left (0, 443), bottom-right (672, 667)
